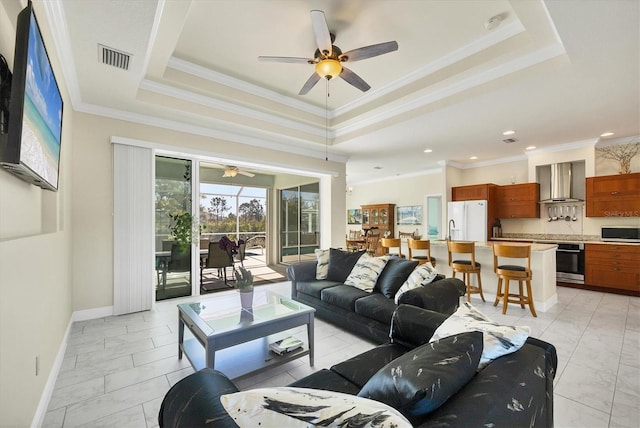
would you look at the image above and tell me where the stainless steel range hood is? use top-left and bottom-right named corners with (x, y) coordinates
top-left (539, 162), bottom-right (583, 203)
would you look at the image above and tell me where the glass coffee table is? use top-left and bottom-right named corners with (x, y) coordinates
top-left (178, 290), bottom-right (315, 379)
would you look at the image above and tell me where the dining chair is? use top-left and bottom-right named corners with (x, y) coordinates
top-left (201, 241), bottom-right (234, 286)
top-left (234, 241), bottom-right (246, 267)
top-left (492, 244), bottom-right (536, 317)
top-left (447, 240), bottom-right (484, 302)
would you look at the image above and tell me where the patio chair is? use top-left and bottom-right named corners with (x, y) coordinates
top-left (234, 242), bottom-right (246, 267)
top-left (201, 241), bottom-right (234, 286)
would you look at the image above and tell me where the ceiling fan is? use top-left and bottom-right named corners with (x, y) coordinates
top-left (258, 10), bottom-right (398, 95)
top-left (222, 165), bottom-right (255, 178)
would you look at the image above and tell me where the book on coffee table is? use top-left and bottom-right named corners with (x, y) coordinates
top-left (269, 337), bottom-right (303, 355)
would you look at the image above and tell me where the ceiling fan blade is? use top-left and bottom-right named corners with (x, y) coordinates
top-left (238, 170), bottom-right (256, 178)
top-left (339, 41), bottom-right (398, 62)
top-left (299, 72), bottom-right (321, 95)
top-left (258, 56), bottom-right (314, 64)
top-left (310, 10), bottom-right (332, 57)
top-left (339, 66), bottom-right (371, 92)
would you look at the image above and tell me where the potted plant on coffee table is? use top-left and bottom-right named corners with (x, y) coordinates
top-left (234, 266), bottom-right (254, 309)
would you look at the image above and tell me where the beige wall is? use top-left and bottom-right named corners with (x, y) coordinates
top-left (0, 1), bottom-right (74, 425)
top-left (72, 113), bottom-right (346, 311)
top-left (347, 171), bottom-right (443, 238)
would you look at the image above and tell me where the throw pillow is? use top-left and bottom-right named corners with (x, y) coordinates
top-left (394, 263), bottom-right (439, 304)
top-left (326, 248), bottom-right (365, 283)
top-left (344, 254), bottom-right (389, 292)
top-left (358, 331), bottom-right (483, 417)
top-left (429, 302), bottom-right (531, 369)
top-left (375, 257), bottom-right (419, 299)
top-left (314, 249), bottom-right (329, 280)
top-left (220, 387), bottom-right (412, 427)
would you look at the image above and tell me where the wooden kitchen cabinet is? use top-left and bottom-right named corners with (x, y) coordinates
top-left (451, 184), bottom-right (498, 239)
top-left (585, 243), bottom-right (640, 295)
top-left (495, 183), bottom-right (540, 218)
top-left (452, 183), bottom-right (496, 201)
top-left (585, 173), bottom-right (640, 217)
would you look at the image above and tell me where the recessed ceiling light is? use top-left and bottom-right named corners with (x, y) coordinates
top-left (502, 130), bottom-right (516, 136)
top-left (600, 132), bottom-right (615, 137)
top-left (423, 149), bottom-right (433, 153)
top-left (469, 156), bottom-right (478, 160)
top-left (525, 146), bottom-right (536, 150)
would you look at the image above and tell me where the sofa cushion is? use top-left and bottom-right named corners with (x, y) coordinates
top-left (429, 302), bottom-right (531, 369)
top-left (344, 254), bottom-right (389, 292)
top-left (394, 263), bottom-right (439, 304)
top-left (220, 387), bottom-right (412, 427)
top-left (358, 331), bottom-right (483, 417)
top-left (354, 293), bottom-right (399, 325)
top-left (314, 249), bottom-right (329, 280)
top-left (321, 285), bottom-right (370, 311)
top-left (288, 369), bottom-right (361, 395)
top-left (296, 280), bottom-right (341, 299)
top-left (331, 343), bottom-right (408, 388)
top-left (326, 248), bottom-right (365, 282)
top-left (375, 257), bottom-right (419, 298)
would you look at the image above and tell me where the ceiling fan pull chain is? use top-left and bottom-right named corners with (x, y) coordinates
top-left (325, 79), bottom-right (329, 161)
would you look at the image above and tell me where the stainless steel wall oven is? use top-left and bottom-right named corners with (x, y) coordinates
top-left (556, 243), bottom-right (585, 284)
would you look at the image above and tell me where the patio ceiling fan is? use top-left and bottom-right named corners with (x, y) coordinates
top-left (222, 165), bottom-right (255, 178)
top-left (258, 10), bottom-right (398, 95)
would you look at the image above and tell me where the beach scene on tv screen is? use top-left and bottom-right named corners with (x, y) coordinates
top-left (20, 13), bottom-right (62, 189)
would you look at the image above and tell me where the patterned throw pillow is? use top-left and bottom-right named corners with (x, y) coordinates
top-left (394, 263), bottom-right (439, 303)
top-left (344, 254), bottom-right (389, 292)
top-left (220, 387), bottom-right (412, 427)
top-left (429, 302), bottom-right (531, 369)
top-left (314, 249), bottom-right (329, 280)
top-left (358, 332), bottom-right (483, 417)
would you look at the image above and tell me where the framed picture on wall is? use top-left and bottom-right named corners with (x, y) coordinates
top-left (397, 205), bottom-right (422, 225)
top-left (347, 209), bottom-right (361, 224)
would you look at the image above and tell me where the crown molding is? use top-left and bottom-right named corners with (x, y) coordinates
top-left (78, 101), bottom-right (348, 163)
top-left (349, 167), bottom-right (442, 186)
top-left (168, 56), bottom-right (328, 117)
top-left (139, 79), bottom-right (328, 137)
top-left (334, 42), bottom-right (567, 138)
top-left (335, 19), bottom-right (526, 117)
top-left (595, 135), bottom-right (639, 147)
top-left (525, 138), bottom-right (597, 156)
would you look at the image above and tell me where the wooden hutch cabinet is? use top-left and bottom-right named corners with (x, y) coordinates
top-left (361, 203), bottom-right (395, 237)
top-left (585, 243), bottom-right (640, 295)
top-left (495, 183), bottom-right (540, 218)
top-left (585, 173), bottom-right (640, 217)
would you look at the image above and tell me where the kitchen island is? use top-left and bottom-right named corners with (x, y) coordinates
top-left (430, 241), bottom-right (558, 312)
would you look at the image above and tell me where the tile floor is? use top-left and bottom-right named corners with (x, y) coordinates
top-left (43, 283), bottom-right (639, 428)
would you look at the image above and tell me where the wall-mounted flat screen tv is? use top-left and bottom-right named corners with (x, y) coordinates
top-left (0, 2), bottom-right (63, 191)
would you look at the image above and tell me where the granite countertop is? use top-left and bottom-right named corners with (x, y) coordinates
top-left (493, 234), bottom-right (640, 246)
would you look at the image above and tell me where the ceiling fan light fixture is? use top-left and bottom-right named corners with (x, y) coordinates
top-left (315, 59), bottom-right (342, 79)
top-left (223, 168), bottom-right (238, 178)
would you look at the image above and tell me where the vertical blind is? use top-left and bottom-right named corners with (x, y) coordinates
top-left (113, 143), bottom-right (153, 315)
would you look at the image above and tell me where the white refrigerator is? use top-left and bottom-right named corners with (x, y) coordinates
top-left (447, 200), bottom-right (488, 241)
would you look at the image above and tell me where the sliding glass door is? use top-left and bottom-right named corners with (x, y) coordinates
top-left (280, 182), bottom-right (320, 263)
top-left (155, 156), bottom-right (194, 301)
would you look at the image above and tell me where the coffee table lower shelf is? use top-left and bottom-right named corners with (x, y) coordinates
top-left (181, 334), bottom-right (310, 380)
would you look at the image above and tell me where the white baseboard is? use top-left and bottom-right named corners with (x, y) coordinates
top-left (31, 320), bottom-right (71, 428)
top-left (32, 305), bottom-right (114, 427)
top-left (72, 305), bottom-right (114, 322)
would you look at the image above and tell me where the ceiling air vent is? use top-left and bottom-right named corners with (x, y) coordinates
top-left (98, 44), bottom-right (131, 70)
top-left (502, 138), bottom-right (518, 144)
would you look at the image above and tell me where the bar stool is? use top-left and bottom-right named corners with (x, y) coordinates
top-left (380, 238), bottom-right (402, 257)
top-left (407, 239), bottom-right (436, 266)
top-left (447, 241), bottom-right (484, 302)
top-left (492, 244), bottom-right (537, 317)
